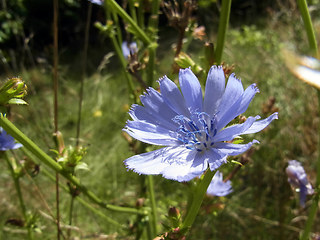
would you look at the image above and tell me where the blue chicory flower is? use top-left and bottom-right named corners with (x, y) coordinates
top-left (207, 171), bottom-right (232, 197)
top-left (122, 41), bottom-right (138, 59)
top-left (0, 127), bottom-right (22, 151)
top-left (124, 66), bottom-right (278, 182)
top-left (88, 0), bottom-right (104, 5)
top-left (286, 160), bottom-right (314, 207)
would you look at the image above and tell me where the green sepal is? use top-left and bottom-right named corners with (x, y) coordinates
top-left (231, 160), bottom-right (243, 166)
top-left (7, 98), bottom-right (28, 105)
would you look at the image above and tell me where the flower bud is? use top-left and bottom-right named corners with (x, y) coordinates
top-left (0, 77), bottom-right (27, 106)
top-left (174, 52), bottom-right (202, 74)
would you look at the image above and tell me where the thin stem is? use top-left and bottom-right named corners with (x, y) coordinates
top-left (3, 152), bottom-right (33, 239)
top-left (76, 2), bottom-right (92, 147)
top-left (111, 10), bottom-right (123, 47)
top-left (296, 0), bottom-right (319, 58)
top-left (147, 175), bottom-right (157, 236)
top-left (147, 47), bottom-right (156, 87)
top-left (149, 0), bottom-right (160, 31)
top-left (181, 169), bottom-right (216, 235)
top-left (296, 1), bottom-right (319, 239)
top-left (0, 116), bottom-right (146, 216)
top-left (53, 0), bottom-right (60, 238)
top-left (214, 0), bottom-right (232, 64)
top-left (107, 0), bottom-right (152, 45)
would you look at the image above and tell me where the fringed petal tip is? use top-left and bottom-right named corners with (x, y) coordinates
top-left (229, 73), bottom-right (242, 83)
top-left (179, 66), bottom-right (192, 74)
top-left (157, 75), bottom-right (169, 84)
top-left (250, 83), bottom-right (260, 94)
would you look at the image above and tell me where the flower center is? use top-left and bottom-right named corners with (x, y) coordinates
top-left (173, 112), bottom-right (218, 152)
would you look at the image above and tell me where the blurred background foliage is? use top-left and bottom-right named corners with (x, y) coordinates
top-left (0, 0), bottom-right (320, 239)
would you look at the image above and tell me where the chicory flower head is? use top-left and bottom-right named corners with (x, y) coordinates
top-left (122, 41), bottom-right (138, 59)
top-left (0, 127), bottom-right (22, 151)
top-left (286, 160), bottom-right (314, 207)
top-left (124, 66), bottom-right (278, 182)
top-left (88, 0), bottom-right (104, 5)
top-left (207, 171), bottom-right (232, 197)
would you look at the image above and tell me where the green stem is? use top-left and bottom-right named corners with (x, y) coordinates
top-left (111, 11), bottom-right (123, 47)
top-left (296, 0), bottom-right (318, 58)
top-left (148, 0), bottom-right (160, 31)
top-left (147, 47), bottom-right (156, 87)
top-left (107, 0), bottom-right (152, 46)
top-left (0, 116), bottom-right (146, 216)
top-left (147, 175), bottom-right (157, 236)
top-left (296, 1), bottom-right (319, 239)
top-left (3, 152), bottom-right (33, 240)
top-left (181, 169), bottom-right (216, 235)
top-left (214, 0), bottom-right (232, 64)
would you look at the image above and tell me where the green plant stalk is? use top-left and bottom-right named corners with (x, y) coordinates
top-left (147, 175), bottom-right (157, 236)
top-left (3, 152), bottom-right (33, 240)
top-left (147, 47), bottom-right (156, 87)
top-left (137, 1), bottom-right (145, 30)
top-left (148, 0), bottom-right (160, 31)
top-left (296, 0), bottom-right (318, 57)
top-left (297, 1), bottom-right (319, 239)
top-left (109, 34), bottom-right (136, 99)
top-left (72, 3), bottom-right (93, 237)
top-left (111, 11), bottom-right (123, 47)
top-left (128, 0), bottom-right (137, 24)
top-left (107, 0), bottom-right (152, 46)
top-left (214, 0), bottom-right (232, 64)
top-left (0, 117), bottom-right (146, 216)
top-left (181, 169), bottom-right (216, 234)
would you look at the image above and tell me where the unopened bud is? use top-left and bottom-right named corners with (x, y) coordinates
top-left (0, 77), bottom-right (27, 106)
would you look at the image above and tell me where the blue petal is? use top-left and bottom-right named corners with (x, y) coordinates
top-left (140, 88), bottom-right (179, 127)
top-left (217, 73), bottom-right (244, 119)
top-left (124, 121), bottom-right (180, 146)
top-left (241, 112), bottom-right (278, 135)
top-left (207, 171), bottom-right (233, 197)
top-left (213, 116), bottom-right (259, 142)
top-left (214, 140), bottom-right (259, 156)
top-left (129, 104), bottom-right (177, 131)
top-left (158, 76), bottom-right (190, 116)
top-left (217, 83), bottom-right (259, 130)
top-left (124, 146), bottom-right (205, 182)
top-left (202, 148), bottom-right (228, 171)
top-left (179, 68), bottom-right (203, 112)
top-left (203, 66), bottom-right (226, 116)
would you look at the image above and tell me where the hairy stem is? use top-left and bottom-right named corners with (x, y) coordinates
top-left (181, 170), bottom-right (216, 235)
top-left (147, 175), bottom-right (157, 236)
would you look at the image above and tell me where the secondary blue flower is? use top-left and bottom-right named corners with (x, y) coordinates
top-left (286, 160), bottom-right (314, 207)
top-left (88, 0), bottom-right (103, 5)
top-left (122, 41), bottom-right (138, 59)
top-left (207, 171), bottom-right (232, 197)
top-left (0, 127), bottom-right (22, 151)
top-left (124, 66), bottom-right (278, 182)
